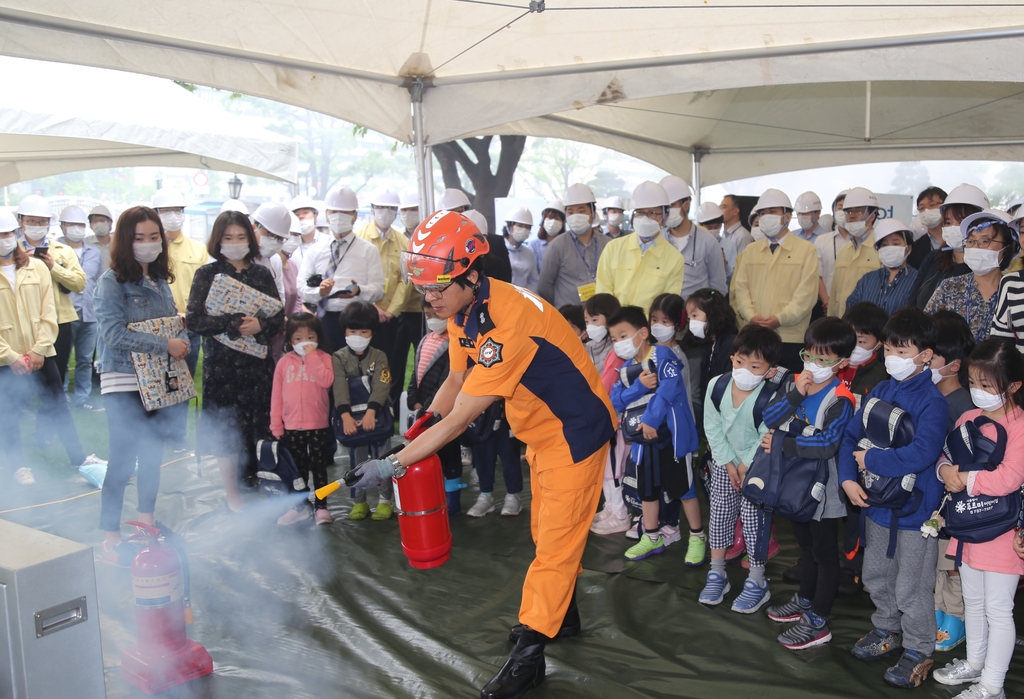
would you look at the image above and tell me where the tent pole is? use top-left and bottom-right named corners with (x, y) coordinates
top-left (865, 81), bottom-right (872, 142)
top-left (692, 151), bottom-right (703, 207)
top-left (410, 79), bottom-right (434, 219)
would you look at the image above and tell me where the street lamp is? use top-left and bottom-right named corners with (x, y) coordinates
top-left (228, 174), bottom-right (243, 200)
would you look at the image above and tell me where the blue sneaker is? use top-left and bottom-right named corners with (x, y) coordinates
top-left (883, 649), bottom-right (934, 688)
top-left (731, 578), bottom-right (771, 614)
top-left (698, 571), bottom-right (731, 606)
top-left (936, 614), bottom-right (966, 652)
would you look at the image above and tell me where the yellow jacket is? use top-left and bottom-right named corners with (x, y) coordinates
top-left (595, 234), bottom-right (685, 313)
top-left (354, 222), bottom-right (419, 315)
top-left (0, 257), bottom-right (59, 365)
top-left (828, 238), bottom-right (880, 317)
top-left (43, 240), bottom-right (86, 324)
top-left (730, 233), bottom-right (820, 343)
top-left (167, 233), bottom-right (210, 314)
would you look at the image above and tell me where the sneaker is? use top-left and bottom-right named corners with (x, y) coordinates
top-left (13, 467), bottom-right (35, 485)
top-left (467, 493), bottom-right (495, 517)
top-left (625, 516), bottom-right (642, 540)
top-left (99, 540), bottom-right (134, 568)
top-left (852, 628), bottom-right (903, 662)
top-left (698, 571), bottom-right (731, 606)
top-left (684, 534), bottom-right (707, 566)
top-left (80, 454), bottom-right (107, 467)
top-left (741, 534), bottom-right (780, 569)
top-left (592, 508), bottom-right (611, 525)
top-left (659, 525), bottom-right (681, 546)
top-left (315, 509), bottom-right (333, 525)
top-left (951, 684), bottom-right (1005, 699)
top-left (883, 649), bottom-right (933, 689)
top-left (372, 502), bottom-right (394, 521)
top-left (934, 658), bottom-right (983, 686)
top-left (349, 502), bottom-right (370, 520)
top-left (778, 614), bottom-right (832, 650)
top-left (624, 534), bottom-right (665, 561)
top-left (79, 402), bottom-right (105, 412)
top-left (461, 447), bottom-right (472, 467)
top-left (936, 614), bottom-right (967, 652)
top-left (767, 593), bottom-right (811, 623)
top-left (590, 513), bottom-right (632, 535)
top-left (171, 441), bottom-right (190, 454)
top-left (731, 578), bottom-right (771, 614)
top-left (725, 520), bottom-right (746, 561)
top-left (277, 507), bottom-right (312, 526)
top-left (500, 493), bottom-right (522, 516)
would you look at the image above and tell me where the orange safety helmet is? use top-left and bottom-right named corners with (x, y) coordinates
top-left (401, 210), bottom-right (490, 287)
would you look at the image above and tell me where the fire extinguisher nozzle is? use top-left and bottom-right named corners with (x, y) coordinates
top-left (184, 604), bottom-right (195, 625)
top-left (315, 481), bottom-right (342, 500)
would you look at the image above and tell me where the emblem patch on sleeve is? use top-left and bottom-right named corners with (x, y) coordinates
top-left (379, 367), bottom-right (391, 385)
top-left (478, 338), bottom-right (504, 368)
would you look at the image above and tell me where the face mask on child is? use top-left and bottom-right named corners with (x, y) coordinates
top-left (970, 388), bottom-right (1005, 412)
top-left (650, 323), bottom-right (675, 343)
top-left (688, 319), bottom-right (707, 339)
top-left (849, 344), bottom-right (876, 367)
top-left (586, 324), bottom-right (607, 343)
top-left (345, 335), bottom-right (371, 353)
top-left (884, 352), bottom-right (923, 381)
top-left (426, 317), bottom-right (447, 334)
top-left (732, 368), bottom-right (766, 391)
top-left (613, 332), bottom-right (641, 360)
top-left (803, 361), bottom-right (837, 384)
top-left (293, 341), bottom-right (318, 357)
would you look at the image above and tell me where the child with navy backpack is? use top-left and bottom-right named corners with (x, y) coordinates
top-left (839, 307), bottom-right (948, 689)
top-left (699, 324), bottom-right (784, 612)
top-left (931, 339), bottom-right (1024, 699)
top-left (759, 317), bottom-right (857, 649)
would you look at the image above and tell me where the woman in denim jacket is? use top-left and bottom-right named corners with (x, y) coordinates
top-left (93, 207), bottom-right (188, 566)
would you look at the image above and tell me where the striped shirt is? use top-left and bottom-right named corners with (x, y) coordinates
top-left (990, 271), bottom-right (1024, 353)
top-left (100, 372), bottom-right (139, 394)
top-left (844, 265), bottom-right (918, 315)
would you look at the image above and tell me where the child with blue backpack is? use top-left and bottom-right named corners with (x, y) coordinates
top-left (608, 305), bottom-right (699, 562)
top-left (759, 317), bottom-right (858, 649)
top-left (839, 307), bottom-right (948, 689)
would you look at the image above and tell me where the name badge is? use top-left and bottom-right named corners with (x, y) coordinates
top-left (577, 283), bottom-right (596, 302)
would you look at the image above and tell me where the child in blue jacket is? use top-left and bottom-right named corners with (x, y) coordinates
top-left (608, 306), bottom-right (699, 562)
top-left (838, 307), bottom-right (947, 689)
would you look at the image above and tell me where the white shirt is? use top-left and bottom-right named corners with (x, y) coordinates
top-left (297, 234), bottom-right (385, 312)
top-left (1, 263), bottom-right (15, 289)
top-left (814, 230), bottom-right (853, 292)
top-left (255, 253), bottom-right (285, 303)
top-left (505, 238), bottom-right (539, 292)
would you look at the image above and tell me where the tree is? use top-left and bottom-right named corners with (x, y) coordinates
top-left (517, 138), bottom-right (601, 202)
top-left (889, 161), bottom-right (931, 197)
top-left (987, 163), bottom-right (1024, 209)
top-left (433, 135), bottom-right (527, 233)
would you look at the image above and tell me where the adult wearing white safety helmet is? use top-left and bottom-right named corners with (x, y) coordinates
top-left (399, 191), bottom-right (421, 234)
top-left (289, 195), bottom-right (322, 249)
top-left (910, 183), bottom-right (987, 309)
top-left (220, 199), bottom-right (248, 215)
top-left (503, 206), bottom-right (538, 291)
top-left (990, 208), bottom-right (1024, 352)
top-left (298, 185), bottom-right (385, 353)
top-left (252, 202), bottom-right (292, 306)
top-left (730, 188), bottom-right (819, 372)
top-left (845, 219), bottom-right (919, 315)
top-left (315, 210), bottom-right (329, 236)
top-left (660, 175), bottom-right (727, 298)
top-left (601, 195), bottom-right (631, 238)
top-left (718, 194), bottom-right (754, 285)
top-left (438, 188), bottom-right (472, 213)
top-left (596, 181), bottom-right (685, 312)
top-left (528, 199), bottom-right (566, 274)
top-left (906, 186), bottom-right (947, 270)
top-left (813, 190), bottom-right (851, 314)
top-left (828, 187), bottom-right (881, 318)
top-left (538, 183), bottom-right (609, 309)
top-left (793, 192), bottom-right (827, 242)
top-left (86, 204), bottom-right (115, 271)
top-left (59, 206), bottom-right (105, 410)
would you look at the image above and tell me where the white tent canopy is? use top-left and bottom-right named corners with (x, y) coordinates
top-left (0, 56), bottom-right (297, 186)
top-left (3, 1), bottom-right (1024, 200)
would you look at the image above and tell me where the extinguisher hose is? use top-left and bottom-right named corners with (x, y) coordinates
top-left (156, 521), bottom-right (194, 624)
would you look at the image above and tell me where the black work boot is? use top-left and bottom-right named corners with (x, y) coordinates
top-left (480, 626), bottom-right (548, 699)
top-left (508, 587), bottom-right (580, 643)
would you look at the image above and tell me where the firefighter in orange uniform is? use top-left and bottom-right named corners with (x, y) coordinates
top-left (348, 210), bottom-right (615, 699)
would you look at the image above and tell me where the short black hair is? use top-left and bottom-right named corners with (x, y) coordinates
top-left (932, 309), bottom-right (975, 386)
top-left (843, 302), bottom-right (888, 341)
top-left (701, 216), bottom-right (724, 228)
top-left (968, 338), bottom-right (1024, 412)
top-left (284, 312), bottom-right (324, 351)
top-left (558, 304), bottom-right (585, 331)
top-left (607, 305), bottom-right (649, 334)
top-left (686, 288), bottom-right (738, 342)
top-left (882, 306), bottom-right (937, 351)
top-left (732, 324), bottom-right (782, 365)
top-left (584, 292), bottom-right (621, 321)
top-left (649, 293), bottom-right (685, 327)
top-left (339, 300), bottom-right (379, 333)
top-left (804, 316), bottom-right (857, 359)
top-left (916, 186), bottom-right (948, 207)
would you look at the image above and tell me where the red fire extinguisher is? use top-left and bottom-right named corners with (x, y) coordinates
top-left (120, 521), bottom-right (213, 695)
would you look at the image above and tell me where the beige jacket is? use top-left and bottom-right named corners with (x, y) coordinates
top-left (828, 238), bottom-right (880, 317)
top-left (354, 222), bottom-right (420, 315)
top-left (0, 257), bottom-right (59, 365)
top-left (43, 240), bottom-right (86, 324)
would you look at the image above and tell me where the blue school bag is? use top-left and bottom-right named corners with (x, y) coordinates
top-left (333, 375), bottom-right (394, 448)
top-left (255, 439), bottom-right (306, 497)
top-left (618, 355), bottom-right (671, 445)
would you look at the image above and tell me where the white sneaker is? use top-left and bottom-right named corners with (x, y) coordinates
top-left (591, 513), bottom-right (632, 535)
top-left (501, 493), bottom-right (522, 516)
top-left (658, 525), bottom-right (682, 546)
top-left (14, 467), bottom-right (35, 485)
top-left (467, 493), bottom-right (495, 517)
top-left (468, 468), bottom-right (480, 490)
top-left (81, 454), bottom-right (107, 466)
top-left (935, 658), bottom-right (983, 686)
top-left (625, 516), bottom-right (642, 539)
top-left (952, 684), bottom-right (1005, 699)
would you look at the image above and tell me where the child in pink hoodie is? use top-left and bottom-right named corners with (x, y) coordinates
top-left (271, 312), bottom-right (335, 526)
top-left (934, 339), bottom-right (1024, 698)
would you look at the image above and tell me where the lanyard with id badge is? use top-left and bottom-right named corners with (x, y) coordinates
top-left (571, 234), bottom-right (598, 302)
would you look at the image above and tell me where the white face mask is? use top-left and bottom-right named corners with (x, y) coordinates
top-left (90, 221), bottom-right (111, 237)
top-left (328, 212), bottom-right (354, 237)
top-left (258, 236), bottom-right (283, 258)
top-left (159, 212), bottom-right (184, 232)
top-left (849, 344), bottom-right (877, 367)
top-left (750, 225), bottom-right (765, 242)
top-left (299, 218), bottom-right (316, 237)
top-left (374, 209), bottom-right (397, 230)
top-left (732, 367), bottom-right (766, 391)
top-left (0, 237), bottom-right (17, 257)
top-left (884, 352), bottom-right (923, 381)
top-left (833, 209), bottom-right (847, 229)
top-left (23, 225), bottom-right (48, 242)
top-left (133, 241), bottom-right (163, 264)
top-left (963, 247), bottom-right (1002, 276)
top-left (400, 210), bottom-right (421, 231)
top-left (931, 365), bottom-right (952, 384)
top-left (804, 361), bottom-right (836, 384)
top-left (426, 317), bottom-right (447, 334)
top-left (688, 319), bottom-right (707, 339)
top-left (878, 246), bottom-right (907, 269)
top-left (846, 219), bottom-right (869, 238)
top-left (282, 235), bottom-right (300, 255)
top-left (613, 331), bottom-right (642, 360)
top-left (293, 341), bottom-right (318, 358)
top-left (797, 213), bottom-right (815, 231)
top-left (942, 225), bottom-right (964, 251)
top-left (510, 224), bottom-right (530, 243)
top-left (63, 225), bottom-right (87, 243)
top-left (920, 209), bottom-right (943, 229)
top-left (345, 334), bottom-right (371, 353)
top-left (566, 213), bottom-right (592, 236)
top-left (666, 206), bottom-right (685, 230)
top-left (759, 214), bottom-right (784, 239)
top-left (606, 212), bottom-right (623, 226)
top-left (971, 387), bottom-right (1005, 412)
top-left (634, 216), bottom-right (661, 240)
top-left (221, 242), bottom-right (250, 261)
top-left (650, 323), bottom-right (675, 343)
top-left (543, 218), bottom-right (563, 236)
top-left (586, 324), bottom-right (607, 343)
